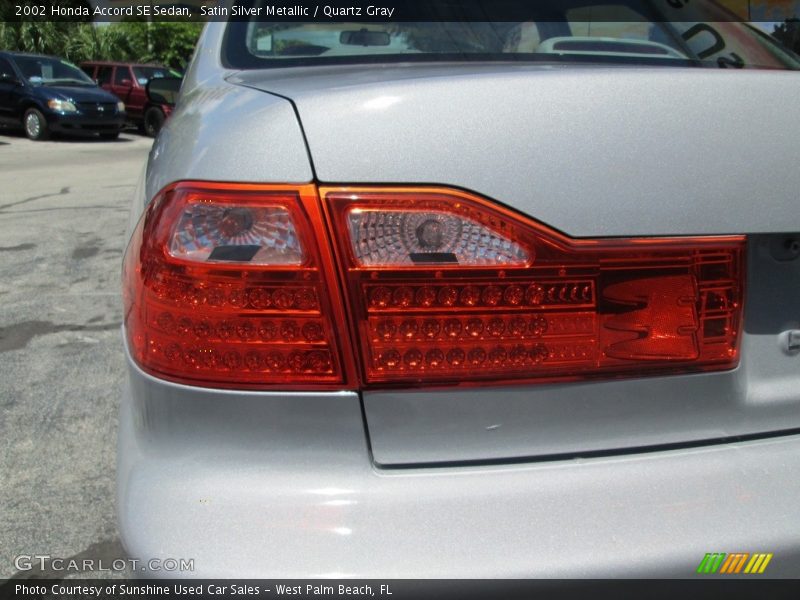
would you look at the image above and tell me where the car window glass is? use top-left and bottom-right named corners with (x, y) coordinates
top-left (0, 57), bottom-right (15, 79)
top-left (13, 56), bottom-right (96, 85)
top-left (230, 0), bottom-right (800, 70)
top-left (97, 66), bottom-right (113, 85)
top-left (80, 65), bottom-right (95, 78)
top-left (132, 66), bottom-right (179, 86)
top-left (567, 6), bottom-right (653, 39)
top-left (114, 67), bottom-right (131, 85)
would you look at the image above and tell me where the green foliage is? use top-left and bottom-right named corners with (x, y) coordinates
top-left (139, 22), bottom-right (204, 70)
top-left (0, 21), bottom-right (74, 56)
top-left (0, 18), bottom-right (202, 71)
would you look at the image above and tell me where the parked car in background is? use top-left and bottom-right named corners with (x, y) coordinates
top-left (0, 51), bottom-right (126, 140)
top-left (145, 76), bottom-right (182, 122)
top-left (81, 61), bottom-right (181, 136)
top-left (119, 0), bottom-right (800, 578)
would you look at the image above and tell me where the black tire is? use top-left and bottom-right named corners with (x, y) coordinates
top-left (23, 108), bottom-right (50, 141)
top-left (143, 107), bottom-right (165, 137)
top-left (100, 131), bottom-right (120, 140)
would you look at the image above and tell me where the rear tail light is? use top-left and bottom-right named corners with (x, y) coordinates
top-left (323, 187), bottom-right (744, 387)
top-left (122, 183), bottom-right (356, 389)
top-left (123, 183), bottom-right (745, 390)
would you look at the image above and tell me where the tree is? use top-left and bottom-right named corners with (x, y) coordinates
top-left (0, 1), bottom-right (93, 58)
top-left (144, 22), bottom-right (204, 71)
top-left (65, 23), bottom-right (135, 63)
top-left (0, 17), bottom-right (202, 72)
top-left (66, 20), bottom-right (203, 71)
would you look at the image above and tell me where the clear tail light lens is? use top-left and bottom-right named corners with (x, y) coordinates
top-left (347, 208), bottom-right (530, 266)
top-left (169, 204), bottom-right (304, 264)
top-left (122, 183), bottom-right (356, 389)
top-left (322, 187), bottom-right (745, 388)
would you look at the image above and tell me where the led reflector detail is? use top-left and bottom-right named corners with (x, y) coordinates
top-left (347, 208), bottom-right (530, 266)
top-left (169, 203), bottom-right (303, 264)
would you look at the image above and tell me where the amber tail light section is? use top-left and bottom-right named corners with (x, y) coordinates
top-left (322, 187), bottom-right (745, 388)
top-left (122, 182), bottom-right (357, 390)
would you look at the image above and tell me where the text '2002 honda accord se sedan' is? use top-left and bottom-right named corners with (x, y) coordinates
top-left (119, 0), bottom-right (800, 578)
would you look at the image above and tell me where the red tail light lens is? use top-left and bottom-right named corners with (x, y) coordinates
top-left (124, 183), bottom-right (745, 390)
top-left (322, 187), bottom-right (745, 388)
top-left (122, 182), bottom-right (356, 389)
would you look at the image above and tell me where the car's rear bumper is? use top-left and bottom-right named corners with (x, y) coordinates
top-left (118, 349), bottom-right (800, 578)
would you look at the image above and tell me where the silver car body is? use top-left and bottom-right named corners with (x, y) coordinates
top-left (119, 15), bottom-right (800, 577)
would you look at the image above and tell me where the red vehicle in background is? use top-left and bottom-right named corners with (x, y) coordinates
top-left (81, 61), bottom-right (181, 136)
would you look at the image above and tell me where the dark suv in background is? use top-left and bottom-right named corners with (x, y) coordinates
top-left (81, 61), bottom-right (180, 136)
top-left (0, 51), bottom-right (126, 140)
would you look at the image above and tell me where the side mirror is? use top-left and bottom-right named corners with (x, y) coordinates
top-left (146, 76), bottom-right (182, 106)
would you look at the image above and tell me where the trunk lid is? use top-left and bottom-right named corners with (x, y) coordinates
top-left (231, 65), bottom-right (800, 464)
top-left (231, 64), bottom-right (800, 236)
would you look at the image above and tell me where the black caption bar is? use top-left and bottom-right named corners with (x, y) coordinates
top-left (3, 580), bottom-right (800, 600)
top-left (3, 0), bottom-right (799, 23)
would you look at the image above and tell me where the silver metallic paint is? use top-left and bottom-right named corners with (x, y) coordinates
top-left (119, 20), bottom-right (800, 576)
top-left (144, 83), bottom-right (313, 204)
top-left (143, 23), bottom-right (313, 206)
top-left (119, 352), bottom-right (800, 577)
top-left (230, 63), bottom-right (800, 237)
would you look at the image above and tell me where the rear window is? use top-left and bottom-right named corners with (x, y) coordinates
top-left (97, 65), bottom-right (113, 85)
top-left (132, 66), bottom-right (182, 86)
top-left (224, 0), bottom-right (800, 70)
top-left (114, 66), bottom-right (131, 85)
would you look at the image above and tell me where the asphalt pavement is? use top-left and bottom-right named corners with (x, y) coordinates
top-left (0, 129), bottom-right (153, 579)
